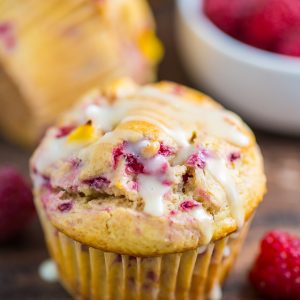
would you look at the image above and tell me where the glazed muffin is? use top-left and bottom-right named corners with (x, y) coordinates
top-left (0, 0), bottom-right (162, 147)
top-left (31, 79), bottom-right (266, 300)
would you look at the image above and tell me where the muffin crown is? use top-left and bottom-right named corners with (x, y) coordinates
top-left (31, 79), bottom-right (266, 255)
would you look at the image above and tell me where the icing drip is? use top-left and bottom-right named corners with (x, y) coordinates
top-left (143, 155), bottom-right (166, 174)
top-left (208, 111), bottom-right (250, 147)
top-left (85, 104), bottom-right (114, 132)
top-left (36, 84), bottom-right (250, 173)
top-left (173, 144), bottom-right (196, 165)
top-left (138, 174), bottom-right (169, 216)
top-left (123, 140), bottom-right (171, 216)
top-left (83, 86), bottom-right (250, 150)
top-left (122, 115), bottom-right (190, 148)
top-left (85, 104), bottom-right (127, 132)
top-left (125, 139), bottom-right (150, 155)
top-left (206, 158), bottom-right (244, 226)
top-left (34, 84), bottom-right (250, 227)
top-left (136, 87), bottom-right (250, 147)
top-left (190, 206), bottom-right (214, 243)
top-left (82, 88), bottom-right (250, 225)
top-left (82, 87), bottom-right (246, 224)
top-left (35, 134), bottom-right (79, 172)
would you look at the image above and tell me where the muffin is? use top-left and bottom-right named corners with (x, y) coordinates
top-left (0, 0), bottom-right (162, 147)
top-left (30, 78), bottom-right (266, 300)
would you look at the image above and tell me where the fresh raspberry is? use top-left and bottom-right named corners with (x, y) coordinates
top-left (250, 231), bottom-right (300, 299)
top-left (204, 0), bottom-right (300, 56)
top-left (204, 0), bottom-right (258, 39)
top-left (275, 27), bottom-right (300, 56)
top-left (242, 0), bottom-right (300, 51)
top-left (0, 167), bottom-right (35, 242)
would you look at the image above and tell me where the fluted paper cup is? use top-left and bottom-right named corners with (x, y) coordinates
top-left (37, 202), bottom-right (250, 300)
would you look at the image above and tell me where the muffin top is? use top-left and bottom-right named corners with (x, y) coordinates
top-left (31, 78), bottom-right (266, 256)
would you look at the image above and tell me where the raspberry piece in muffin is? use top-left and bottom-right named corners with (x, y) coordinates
top-left (186, 149), bottom-right (209, 169)
top-left (55, 125), bottom-right (76, 138)
top-left (180, 199), bottom-right (200, 211)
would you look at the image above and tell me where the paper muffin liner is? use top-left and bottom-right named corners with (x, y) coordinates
top-left (37, 202), bottom-right (250, 300)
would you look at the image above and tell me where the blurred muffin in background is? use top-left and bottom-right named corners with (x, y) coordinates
top-left (0, 0), bottom-right (163, 147)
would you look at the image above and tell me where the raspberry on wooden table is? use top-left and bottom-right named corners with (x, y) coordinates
top-left (250, 231), bottom-right (300, 299)
top-left (0, 167), bottom-right (35, 242)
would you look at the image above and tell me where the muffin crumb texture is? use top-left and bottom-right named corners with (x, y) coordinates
top-left (31, 79), bottom-right (266, 255)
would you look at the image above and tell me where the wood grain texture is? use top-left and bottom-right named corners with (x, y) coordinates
top-left (0, 1), bottom-right (300, 299)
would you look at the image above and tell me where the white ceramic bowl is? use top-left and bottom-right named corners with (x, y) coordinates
top-left (176, 0), bottom-right (300, 134)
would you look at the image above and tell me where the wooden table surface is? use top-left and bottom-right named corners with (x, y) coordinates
top-left (1, 1), bottom-right (300, 299)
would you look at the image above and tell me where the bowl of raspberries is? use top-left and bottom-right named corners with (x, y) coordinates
top-left (176, 0), bottom-right (300, 134)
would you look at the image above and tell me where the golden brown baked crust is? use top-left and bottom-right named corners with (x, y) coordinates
top-left (0, 0), bottom-right (162, 146)
top-left (31, 79), bottom-right (266, 256)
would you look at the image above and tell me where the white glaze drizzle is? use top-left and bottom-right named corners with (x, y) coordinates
top-left (190, 206), bottom-right (214, 243)
top-left (85, 104), bottom-right (114, 132)
top-left (82, 86), bottom-right (250, 149)
top-left (173, 144), bottom-right (196, 165)
top-left (206, 158), bottom-right (244, 226)
top-left (34, 131), bottom-right (79, 172)
top-left (80, 85), bottom-right (250, 221)
top-left (122, 115), bottom-right (190, 148)
top-left (35, 85), bottom-right (249, 226)
top-left (138, 174), bottom-right (169, 216)
top-left (84, 88), bottom-right (250, 226)
top-left (85, 103), bottom-right (128, 132)
top-left (143, 155), bottom-right (166, 174)
top-left (124, 139), bottom-right (150, 154)
top-left (84, 87), bottom-right (246, 223)
top-left (124, 140), bottom-right (171, 216)
top-left (136, 87), bottom-right (250, 147)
